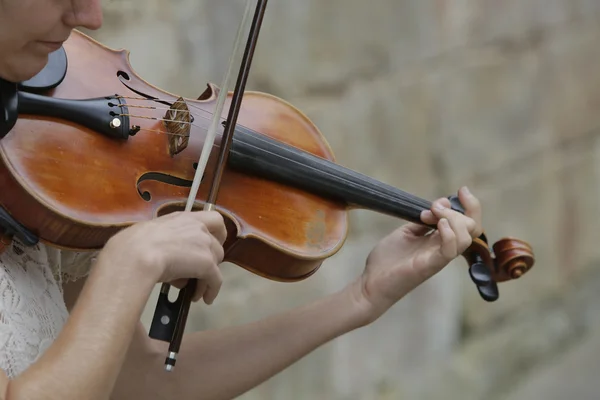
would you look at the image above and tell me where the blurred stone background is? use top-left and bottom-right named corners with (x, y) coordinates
top-left (91, 0), bottom-right (600, 398)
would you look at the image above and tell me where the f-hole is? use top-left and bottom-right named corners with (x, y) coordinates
top-left (136, 163), bottom-right (198, 201)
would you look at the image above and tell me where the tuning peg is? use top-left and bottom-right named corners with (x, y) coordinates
top-left (465, 252), bottom-right (499, 301)
top-left (475, 279), bottom-right (499, 302)
top-left (445, 193), bottom-right (535, 303)
top-left (468, 254), bottom-right (492, 285)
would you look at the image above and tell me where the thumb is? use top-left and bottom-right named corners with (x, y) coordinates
top-left (169, 278), bottom-right (189, 289)
top-left (167, 279), bottom-right (208, 303)
top-left (403, 222), bottom-right (433, 237)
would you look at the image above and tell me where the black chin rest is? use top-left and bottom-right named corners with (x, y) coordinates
top-left (18, 46), bottom-right (68, 93)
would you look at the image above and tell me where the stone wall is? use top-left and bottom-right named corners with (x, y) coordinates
top-left (88, 1), bottom-right (600, 398)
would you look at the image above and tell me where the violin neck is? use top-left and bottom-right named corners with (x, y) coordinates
top-left (228, 127), bottom-right (433, 225)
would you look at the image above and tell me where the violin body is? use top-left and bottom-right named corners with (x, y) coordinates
top-left (0, 30), bottom-right (349, 281)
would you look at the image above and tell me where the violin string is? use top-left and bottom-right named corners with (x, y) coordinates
top-left (116, 98), bottom-right (433, 213)
top-left (121, 111), bottom-right (432, 212)
top-left (117, 113), bottom-right (190, 124)
top-left (123, 112), bottom-right (432, 212)
top-left (116, 95), bottom-right (221, 114)
top-left (117, 101), bottom-right (220, 123)
top-left (135, 127), bottom-right (189, 137)
top-left (115, 112), bottom-right (217, 139)
top-left (122, 104), bottom-right (174, 112)
top-left (234, 134), bottom-right (432, 213)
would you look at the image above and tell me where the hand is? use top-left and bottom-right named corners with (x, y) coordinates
top-left (102, 210), bottom-right (228, 305)
top-left (351, 186), bottom-right (482, 323)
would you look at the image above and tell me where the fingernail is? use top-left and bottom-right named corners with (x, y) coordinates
top-left (434, 204), bottom-right (445, 211)
top-left (462, 186), bottom-right (471, 195)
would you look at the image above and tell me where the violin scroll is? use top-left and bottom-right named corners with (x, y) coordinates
top-left (491, 238), bottom-right (535, 281)
top-left (447, 195), bottom-right (535, 302)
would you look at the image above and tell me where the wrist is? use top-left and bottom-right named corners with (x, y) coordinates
top-left (340, 277), bottom-right (378, 328)
top-left (104, 232), bottom-right (161, 278)
top-left (96, 235), bottom-right (159, 295)
top-left (343, 277), bottom-right (385, 327)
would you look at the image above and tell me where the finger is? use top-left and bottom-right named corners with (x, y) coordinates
top-left (193, 280), bottom-right (208, 302)
top-left (420, 210), bottom-right (436, 224)
top-left (161, 210), bottom-right (185, 220)
top-left (201, 265), bottom-right (223, 305)
top-left (198, 211), bottom-right (228, 245)
top-left (457, 186), bottom-right (482, 236)
top-left (437, 218), bottom-right (458, 259)
top-left (403, 222), bottom-right (432, 237)
top-left (210, 235), bottom-right (225, 264)
top-left (432, 197), bottom-right (451, 209)
top-left (166, 279), bottom-right (205, 303)
top-left (421, 197), bottom-right (451, 225)
top-left (431, 205), bottom-right (473, 253)
top-left (169, 278), bottom-right (189, 289)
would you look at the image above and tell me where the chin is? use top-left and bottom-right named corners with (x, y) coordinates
top-left (0, 54), bottom-right (48, 83)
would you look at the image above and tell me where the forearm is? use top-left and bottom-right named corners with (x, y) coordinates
top-left (7, 248), bottom-right (156, 400)
top-left (147, 282), bottom-right (369, 400)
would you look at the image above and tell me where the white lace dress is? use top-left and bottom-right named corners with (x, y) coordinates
top-left (0, 237), bottom-right (97, 378)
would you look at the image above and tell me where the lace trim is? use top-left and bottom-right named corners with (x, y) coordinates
top-left (0, 238), bottom-right (97, 378)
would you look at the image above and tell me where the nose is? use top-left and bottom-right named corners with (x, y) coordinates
top-left (64, 0), bottom-right (103, 30)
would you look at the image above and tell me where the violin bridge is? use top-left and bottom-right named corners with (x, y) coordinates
top-left (165, 96), bottom-right (191, 156)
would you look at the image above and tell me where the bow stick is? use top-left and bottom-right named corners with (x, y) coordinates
top-left (148, 0), bottom-right (269, 371)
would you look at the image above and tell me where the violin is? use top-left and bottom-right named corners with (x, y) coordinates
top-left (0, 0), bottom-right (534, 371)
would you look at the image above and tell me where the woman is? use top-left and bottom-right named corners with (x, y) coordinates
top-left (0, 1), bottom-right (484, 399)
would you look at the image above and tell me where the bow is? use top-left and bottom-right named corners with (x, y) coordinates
top-left (147, 0), bottom-right (269, 372)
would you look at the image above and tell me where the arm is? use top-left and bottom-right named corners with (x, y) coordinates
top-left (1, 247), bottom-right (156, 400)
top-left (109, 188), bottom-right (483, 400)
top-left (0, 210), bottom-right (227, 400)
top-left (110, 282), bottom-right (369, 400)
